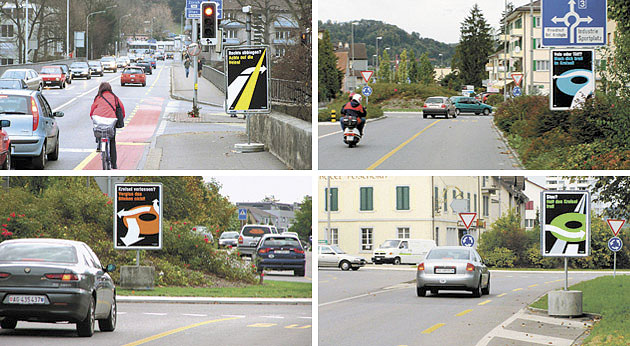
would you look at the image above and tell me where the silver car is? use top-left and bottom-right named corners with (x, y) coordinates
top-left (218, 231), bottom-right (239, 248)
top-left (318, 244), bottom-right (367, 271)
top-left (88, 61), bottom-right (104, 76)
top-left (416, 246), bottom-right (490, 297)
top-left (0, 69), bottom-right (43, 91)
top-left (237, 224), bottom-right (273, 257)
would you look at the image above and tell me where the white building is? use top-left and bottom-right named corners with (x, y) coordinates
top-left (523, 178), bottom-right (546, 230)
top-left (544, 176), bottom-right (607, 216)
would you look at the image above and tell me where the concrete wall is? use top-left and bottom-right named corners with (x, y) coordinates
top-left (249, 112), bottom-right (312, 170)
top-left (0, 58), bottom-right (80, 76)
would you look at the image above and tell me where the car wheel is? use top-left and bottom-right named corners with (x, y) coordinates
top-left (76, 295), bottom-right (95, 337)
top-left (142, 82), bottom-right (146, 87)
top-left (430, 289), bottom-right (439, 296)
top-left (32, 143), bottom-right (46, 169)
top-left (121, 82), bottom-right (125, 86)
top-left (351, 267), bottom-right (360, 271)
top-left (422, 113), bottom-right (427, 119)
top-left (482, 275), bottom-right (490, 295)
top-left (293, 268), bottom-right (305, 277)
top-left (38, 83), bottom-right (42, 91)
top-left (48, 135), bottom-right (59, 161)
top-left (88, 75), bottom-right (91, 80)
top-left (455, 108), bottom-right (461, 116)
top-left (339, 260), bottom-right (351, 271)
top-left (61, 81), bottom-right (66, 89)
top-left (98, 295), bottom-right (116, 332)
top-left (483, 108), bottom-right (490, 116)
top-left (416, 287), bottom-right (426, 297)
top-left (393, 257), bottom-right (401, 265)
top-left (472, 278), bottom-right (482, 298)
top-left (0, 317), bottom-right (17, 329)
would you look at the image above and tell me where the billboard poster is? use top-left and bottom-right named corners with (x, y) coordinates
top-left (225, 46), bottom-right (270, 114)
top-left (114, 183), bottom-right (163, 250)
top-left (550, 49), bottom-right (594, 110)
top-left (541, 190), bottom-right (590, 257)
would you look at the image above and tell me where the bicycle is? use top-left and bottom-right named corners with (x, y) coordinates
top-left (92, 116), bottom-right (117, 170)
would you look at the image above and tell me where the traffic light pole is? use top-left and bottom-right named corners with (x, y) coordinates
top-left (193, 19), bottom-right (199, 110)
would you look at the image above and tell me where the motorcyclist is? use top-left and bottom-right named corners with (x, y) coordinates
top-left (340, 93), bottom-right (367, 135)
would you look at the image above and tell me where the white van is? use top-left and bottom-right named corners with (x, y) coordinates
top-left (372, 239), bottom-right (436, 265)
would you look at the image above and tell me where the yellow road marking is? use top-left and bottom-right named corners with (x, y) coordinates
top-left (497, 293), bottom-right (507, 297)
top-left (73, 151), bottom-right (98, 170)
top-left (544, 281), bottom-right (553, 284)
top-left (248, 323), bottom-right (276, 328)
top-left (555, 279), bottom-right (564, 282)
top-left (421, 323), bottom-right (445, 334)
top-left (367, 119), bottom-right (442, 170)
top-left (285, 324), bottom-right (299, 329)
top-left (478, 300), bottom-right (492, 306)
top-left (297, 325), bottom-right (311, 329)
top-left (455, 309), bottom-right (473, 317)
top-left (528, 284), bottom-right (538, 288)
top-left (512, 288), bottom-right (523, 292)
top-left (122, 316), bottom-right (243, 346)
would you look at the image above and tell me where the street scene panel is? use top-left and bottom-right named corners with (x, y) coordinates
top-left (0, 0), bottom-right (312, 171)
top-left (0, 176), bottom-right (312, 345)
top-left (318, 0), bottom-right (628, 170)
top-left (318, 175), bottom-right (630, 345)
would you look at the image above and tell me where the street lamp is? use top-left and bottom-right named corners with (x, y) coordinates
top-left (86, 5), bottom-right (117, 60)
top-left (118, 14), bottom-right (132, 57)
top-left (439, 53), bottom-right (443, 68)
top-left (351, 22), bottom-right (358, 90)
top-left (376, 36), bottom-right (382, 74)
top-left (372, 54), bottom-right (377, 68)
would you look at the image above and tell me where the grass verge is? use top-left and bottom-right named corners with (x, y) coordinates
top-left (117, 281), bottom-right (312, 298)
top-left (530, 275), bottom-right (630, 345)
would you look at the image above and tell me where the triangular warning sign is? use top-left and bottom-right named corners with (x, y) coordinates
top-left (459, 213), bottom-right (477, 230)
top-left (607, 219), bottom-right (625, 236)
top-left (512, 73), bottom-right (523, 87)
top-left (361, 70), bottom-right (373, 83)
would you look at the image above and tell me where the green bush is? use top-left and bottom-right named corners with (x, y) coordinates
top-left (370, 83), bottom-right (459, 104)
top-left (318, 91), bottom-right (383, 121)
top-left (480, 247), bottom-right (515, 268)
top-left (485, 94), bottom-right (504, 107)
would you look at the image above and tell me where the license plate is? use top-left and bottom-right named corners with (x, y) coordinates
top-left (7, 295), bottom-right (47, 305)
top-left (130, 79), bottom-right (135, 82)
top-left (249, 242), bottom-right (257, 246)
top-left (274, 250), bottom-right (289, 254)
top-left (435, 268), bottom-right (455, 274)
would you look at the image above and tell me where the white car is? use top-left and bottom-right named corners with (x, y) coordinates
top-left (318, 244), bottom-right (367, 271)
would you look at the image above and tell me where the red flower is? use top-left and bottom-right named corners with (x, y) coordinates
top-left (228, 245), bottom-right (232, 249)
top-left (178, 234), bottom-right (181, 238)
top-left (19, 214), bottom-right (24, 217)
top-left (183, 222), bottom-right (187, 225)
top-left (204, 238), bottom-right (209, 243)
top-left (169, 226), bottom-right (173, 231)
top-left (106, 200), bottom-right (113, 205)
top-left (1, 224), bottom-right (6, 227)
top-left (10, 212), bottom-right (15, 217)
top-left (6, 218), bottom-right (10, 222)
top-left (195, 245), bottom-right (198, 248)
top-left (193, 227), bottom-right (197, 231)
top-left (7, 232), bottom-right (12, 236)
top-left (251, 264), bottom-right (255, 268)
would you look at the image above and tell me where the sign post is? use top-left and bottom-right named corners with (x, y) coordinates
top-left (459, 213), bottom-right (477, 247)
top-left (238, 208), bottom-right (247, 228)
top-left (360, 71), bottom-right (373, 105)
top-left (606, 219), bottom-right (624, 278)
top-left (511, 73), bottom-right (523, 87)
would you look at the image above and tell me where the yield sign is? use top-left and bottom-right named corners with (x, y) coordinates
top-left (512, 73), bottom-right (523, 87)
top-left (361, 70), bottom-right (373, 83)
top-left (607, 219), bottom-right (625, 237)
top-left (459, 213), bottom-right (477, 230)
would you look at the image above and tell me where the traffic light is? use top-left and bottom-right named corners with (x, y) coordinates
top-left (200, 1), bottom-right (218, 45)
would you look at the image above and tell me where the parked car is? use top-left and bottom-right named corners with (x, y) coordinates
top-left (253, 234), bottom-right (306, 276)
top-left (0, 238), bottom-right (117, 336)
top-left (191, 226), bottom-right (213, 243)
top-left (0, 89), bottom-right (64, 169)
top-left (166, 52), bottom-right (174, 60)
top-left (416, 246), bottom-right (490, 297)
top-left (120, 67), bottom-right (146, 87)
top-left (0, 119), bottom-right (10, 170)
top-left (100, 56), bottom-right (118, 73)
top-left (0, 79), bottom-right (28, 90)
top-left (237, 224), bottom-right (274, 257)
top-left (88, 61), bottom-right (104, 76)
top-left (422, 96), bottom-right (456, 119)
top-left (372, 239), bottom-right (436, 265)
top-left (40, 66), bottom-right (68, 89)
top-left (116, 57), bottom-right (130, 68)
top-left (218, 231), bottom-right (239, 248)
top-left (451, 96), bottom-right (493, 116)
top-left (318, 244), bottom-right (366, 271)
top-left (0, 69), bottom-right (42, 91)
top-left (50, 64), bottom-right (72, 85)
top-left (70, 62), bottom-right (91, 80)
top-left (135, 62), bottom-right (152, 75)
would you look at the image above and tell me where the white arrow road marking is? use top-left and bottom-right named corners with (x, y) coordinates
top-left (545, 224), bottom-right (586, 240)
top-left (120, 218), bottom-right (144, 246)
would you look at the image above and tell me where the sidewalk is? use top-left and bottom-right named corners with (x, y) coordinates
top-left (117, 296), bottom-right (311, 305)
top-left (171, 60), bottom-right (224, 107)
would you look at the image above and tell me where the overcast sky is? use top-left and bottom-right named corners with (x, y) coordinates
top-left (319, 0), bottom-right (535, 44)
top-left (205, 176), bottom-right (312, 204)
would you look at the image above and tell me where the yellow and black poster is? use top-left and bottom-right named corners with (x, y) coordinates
top-left (114, 183), bottom-right (163, 250)
top-left (225, 46), bottom-right (270, 113)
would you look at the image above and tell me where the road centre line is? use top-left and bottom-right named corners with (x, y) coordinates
top-left (182, 313), bottom-right (207, 317)
top-left (366, 119), bottom-right (442, 170)
top-left (477, 300), bottom-right (492, 306)
top-left (497, 293), bottom-right (507, 297)
top-left (319, 286), bottom-right (408, 307)
top-left (512, 288), bottom-right (523, 291)
top-left (248, 323), bottom-right (276, 328)
top-left (421, 323), bottom-right (445, 334)
top-left (455, 309), bottom-right (473, 317)
top-left (122, 316), bottom-right (243, 346)
top-left (528, 284), bottom-right (538, 287)
top-left (52, 75), bottom-right (119, 112)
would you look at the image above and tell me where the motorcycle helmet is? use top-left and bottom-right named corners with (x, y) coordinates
top-left (352, 94), bottom-right (362, 102)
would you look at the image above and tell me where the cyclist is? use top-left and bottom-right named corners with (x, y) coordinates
top-left (90, 82), bottom-right (125, 169)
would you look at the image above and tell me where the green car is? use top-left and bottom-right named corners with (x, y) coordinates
top-left (450, 96), bottom-right (493, 116)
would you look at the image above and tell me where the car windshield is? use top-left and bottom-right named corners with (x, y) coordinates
top-left (425, 97), bottom-right (444, 104)
top-left (0, 243), bottom-right (78, 263)
top-left (71, 63), bottom-right (87, 68)
top-left (101, 57), bottom-right (115, 62)
top-left (0, 95), bottom-right (30, 114)
top-left (426, 248), bottom-right (471, 260)
top-left (220, 232), bottom-right (238, 239)
top-left (0, 80), bottom-right (22, 89)
top-left (261, 237), bottom-right (301, 248)
top-left (1, 71), bottom-right (26, 79)
top-left (242, 226), bottom-right (270, 237)
top-left (379, 240), bottom-right (400, 249)
top-left (41, 67), bottom-right (60, 74)
top-left (330, 245), bottom-right (345, 254)
top-left (124, 68), bottom-right (144, 75)
top-left (89, 62), bottom-right (100, 67)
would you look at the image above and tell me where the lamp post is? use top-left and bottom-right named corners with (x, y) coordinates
top-left (439, 53), bottom-right (443, 67)
top-left (117, 14), bottom-right (131, 57)
top-left (66, 0), bottom-right (69, 58)
top-left (86, 5), bottom-right (117, 60)
top-left (384, 47), bottom-right (391, 81)
top-left (372, 54), bottom-right (377, 68)
top-left (351, 22), bottom-right (358, 90)
top-left (376, 36), bottom-right (382, 73)
top-left (503, 0), bottom-right (508, 100)
top-left (25, 0), bottom-right (29, 63)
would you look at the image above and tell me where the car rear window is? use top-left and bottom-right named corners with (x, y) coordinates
top-left (0, 95), bottom-right (30, 114)
top-left (41, 67), bottom-right (60, 74)
top-left (426, 248), bottom-right (471, 260)
top-left (71, 63), bottom-right (87, 68)
top-left (101, 57), bottom-right (115, 62)
top-left (0, 243), bottom-right (78, 263)
top-left (242, 226), bottom-right (271, 237)
top-left (0, 80), bottom-right (21, 89)
top-left (220, 232), bottom-right (239, 239)
top-left (261, 237), bottom-right (301, 248)
top-left (124, 68), bottom-right (144, 75)
top-left (425, 97), bottom-right (444, 104)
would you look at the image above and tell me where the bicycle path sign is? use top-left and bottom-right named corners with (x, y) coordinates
top-left (542, 0), bottom-right (607, 47)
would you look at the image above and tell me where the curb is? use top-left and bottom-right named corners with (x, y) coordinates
top-left (489, 117), bottom-right (524, 169)
top-left (116, 296), bottom-right (311, 305)
top-left (169, 64), bottom-right (223, 108)
top-left (527, 306), bottom-right (602, 320)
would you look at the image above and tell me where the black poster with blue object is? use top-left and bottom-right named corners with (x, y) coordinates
top-left (550, 49), bottom-right (594, 110)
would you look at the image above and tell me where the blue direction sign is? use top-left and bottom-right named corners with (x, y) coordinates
top-left (461, 234), bottom-right (475, 247)
top-left (362, 85), bottom-right (373, 97)
top-left (186, 0), bottom-right (202, 19)
top-left (512, 86), bottom-right (522, 97)
top-left (608, 237), bottom-right (623, 252)
top-left (238, 208), bottom-right (247, 221)
top-left (542, 0), bottom-right (607, 47)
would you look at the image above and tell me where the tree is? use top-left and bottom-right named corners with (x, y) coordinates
top-left (477, 209), bottom-right (535, 266)
top-left (318, 30), bottom-right (342, 101)
top-left (397, 49), bottom-right (408, 83)
top-left (417, 52), bottom-right (435, 85)
top-left (594, 177), bottom-right (630, 218)
top-left (454, 4), bottom-right (494, 87)
top-left (408, 49), bottom-right (418, 83)
top-left (378, 48), bottom-right (391, 83)
top-left (288, 195), bottom-right (311, 243)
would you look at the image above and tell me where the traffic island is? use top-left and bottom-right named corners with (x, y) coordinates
top-left (120, 266), bottom-right (155, 290)
top-left (548, 290), bottom-right (583, 317)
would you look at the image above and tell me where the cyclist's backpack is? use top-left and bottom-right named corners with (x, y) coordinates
top-left (101, 95), bottom-right (124, 128)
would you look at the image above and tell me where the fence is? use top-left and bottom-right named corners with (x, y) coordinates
top-left (0, 58), bottom-right (80, 76)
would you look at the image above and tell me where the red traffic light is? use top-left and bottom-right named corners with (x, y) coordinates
top-left (204, 7), bottom-right (214, 16)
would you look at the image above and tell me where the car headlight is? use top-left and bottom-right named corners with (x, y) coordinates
top-left (55, 78), bottom-right (59, 81)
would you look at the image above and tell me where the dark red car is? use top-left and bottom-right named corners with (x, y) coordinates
top-left (40, 66), bottom-right (67, 89)
top-left (0, 119), bottom-right (10, 170)
top-left (120, 66), bottom-right (146, 87)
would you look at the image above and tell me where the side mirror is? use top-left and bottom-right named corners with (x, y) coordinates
top-left (0, 120), bottom-right (10, 128)
top-left (53, 111), bottom-right (64, 118)
top-left (105, 264), bottom-right (116, 272)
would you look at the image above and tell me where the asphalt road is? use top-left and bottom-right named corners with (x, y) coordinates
top-left (0, 302), bottom-right (311, 345)
top-left (319, 266), bottom-right (608, 346)
top-left (318, 112), bottom-right (521, 170)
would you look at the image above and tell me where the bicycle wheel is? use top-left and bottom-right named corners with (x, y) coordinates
top-left (102, 141), bottom-right (111, 170)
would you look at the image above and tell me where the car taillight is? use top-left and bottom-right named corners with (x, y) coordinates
top-left (30, 97), bottom-right (39, 131)
top-left (388, 252), bottom-right (393, 255)
top-left (45, 273), bottom-right (79, 281)
top-left (441, 104), bottom-right (446, 108)
top-left (293, 248), bottom-right (305, 254)
top-left (417, 263), bottom-right (424, 271)
top-left (238, 236), bottom-right (243, 244)
top-left (0, 272), bottom-right (10, 278)
top-left (466, 263), bottom-right (475, 271)
top-left (423, 104), bottom-right (427, 108)
top-left (258, 248), bottom-right (270, 254)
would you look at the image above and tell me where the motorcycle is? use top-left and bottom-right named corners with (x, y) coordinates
top-left (342, 115), bottom-right (362, 148)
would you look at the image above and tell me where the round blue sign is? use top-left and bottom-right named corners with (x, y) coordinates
top-left (608, 237), bottom-right (623, 252)
top-left (512, 86), bottom-right (522, 97)
top-left (461, 234), bottom-right (475, 247)
top-left (362, 86), bottom-right (373, 97)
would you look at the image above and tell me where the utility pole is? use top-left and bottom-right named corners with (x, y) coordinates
top-left (192, 18), bottom-right (198, 109)
top-left (326, 177), bottom-right (331, 245)
top-left (25, 0), bottom-right (29, 63)
top-left (66, 0), bottom-right (69, 58)
top-left (503, 0), bottom-right (508, 100)
top-left (529, 0), bottom-right (534, 95)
